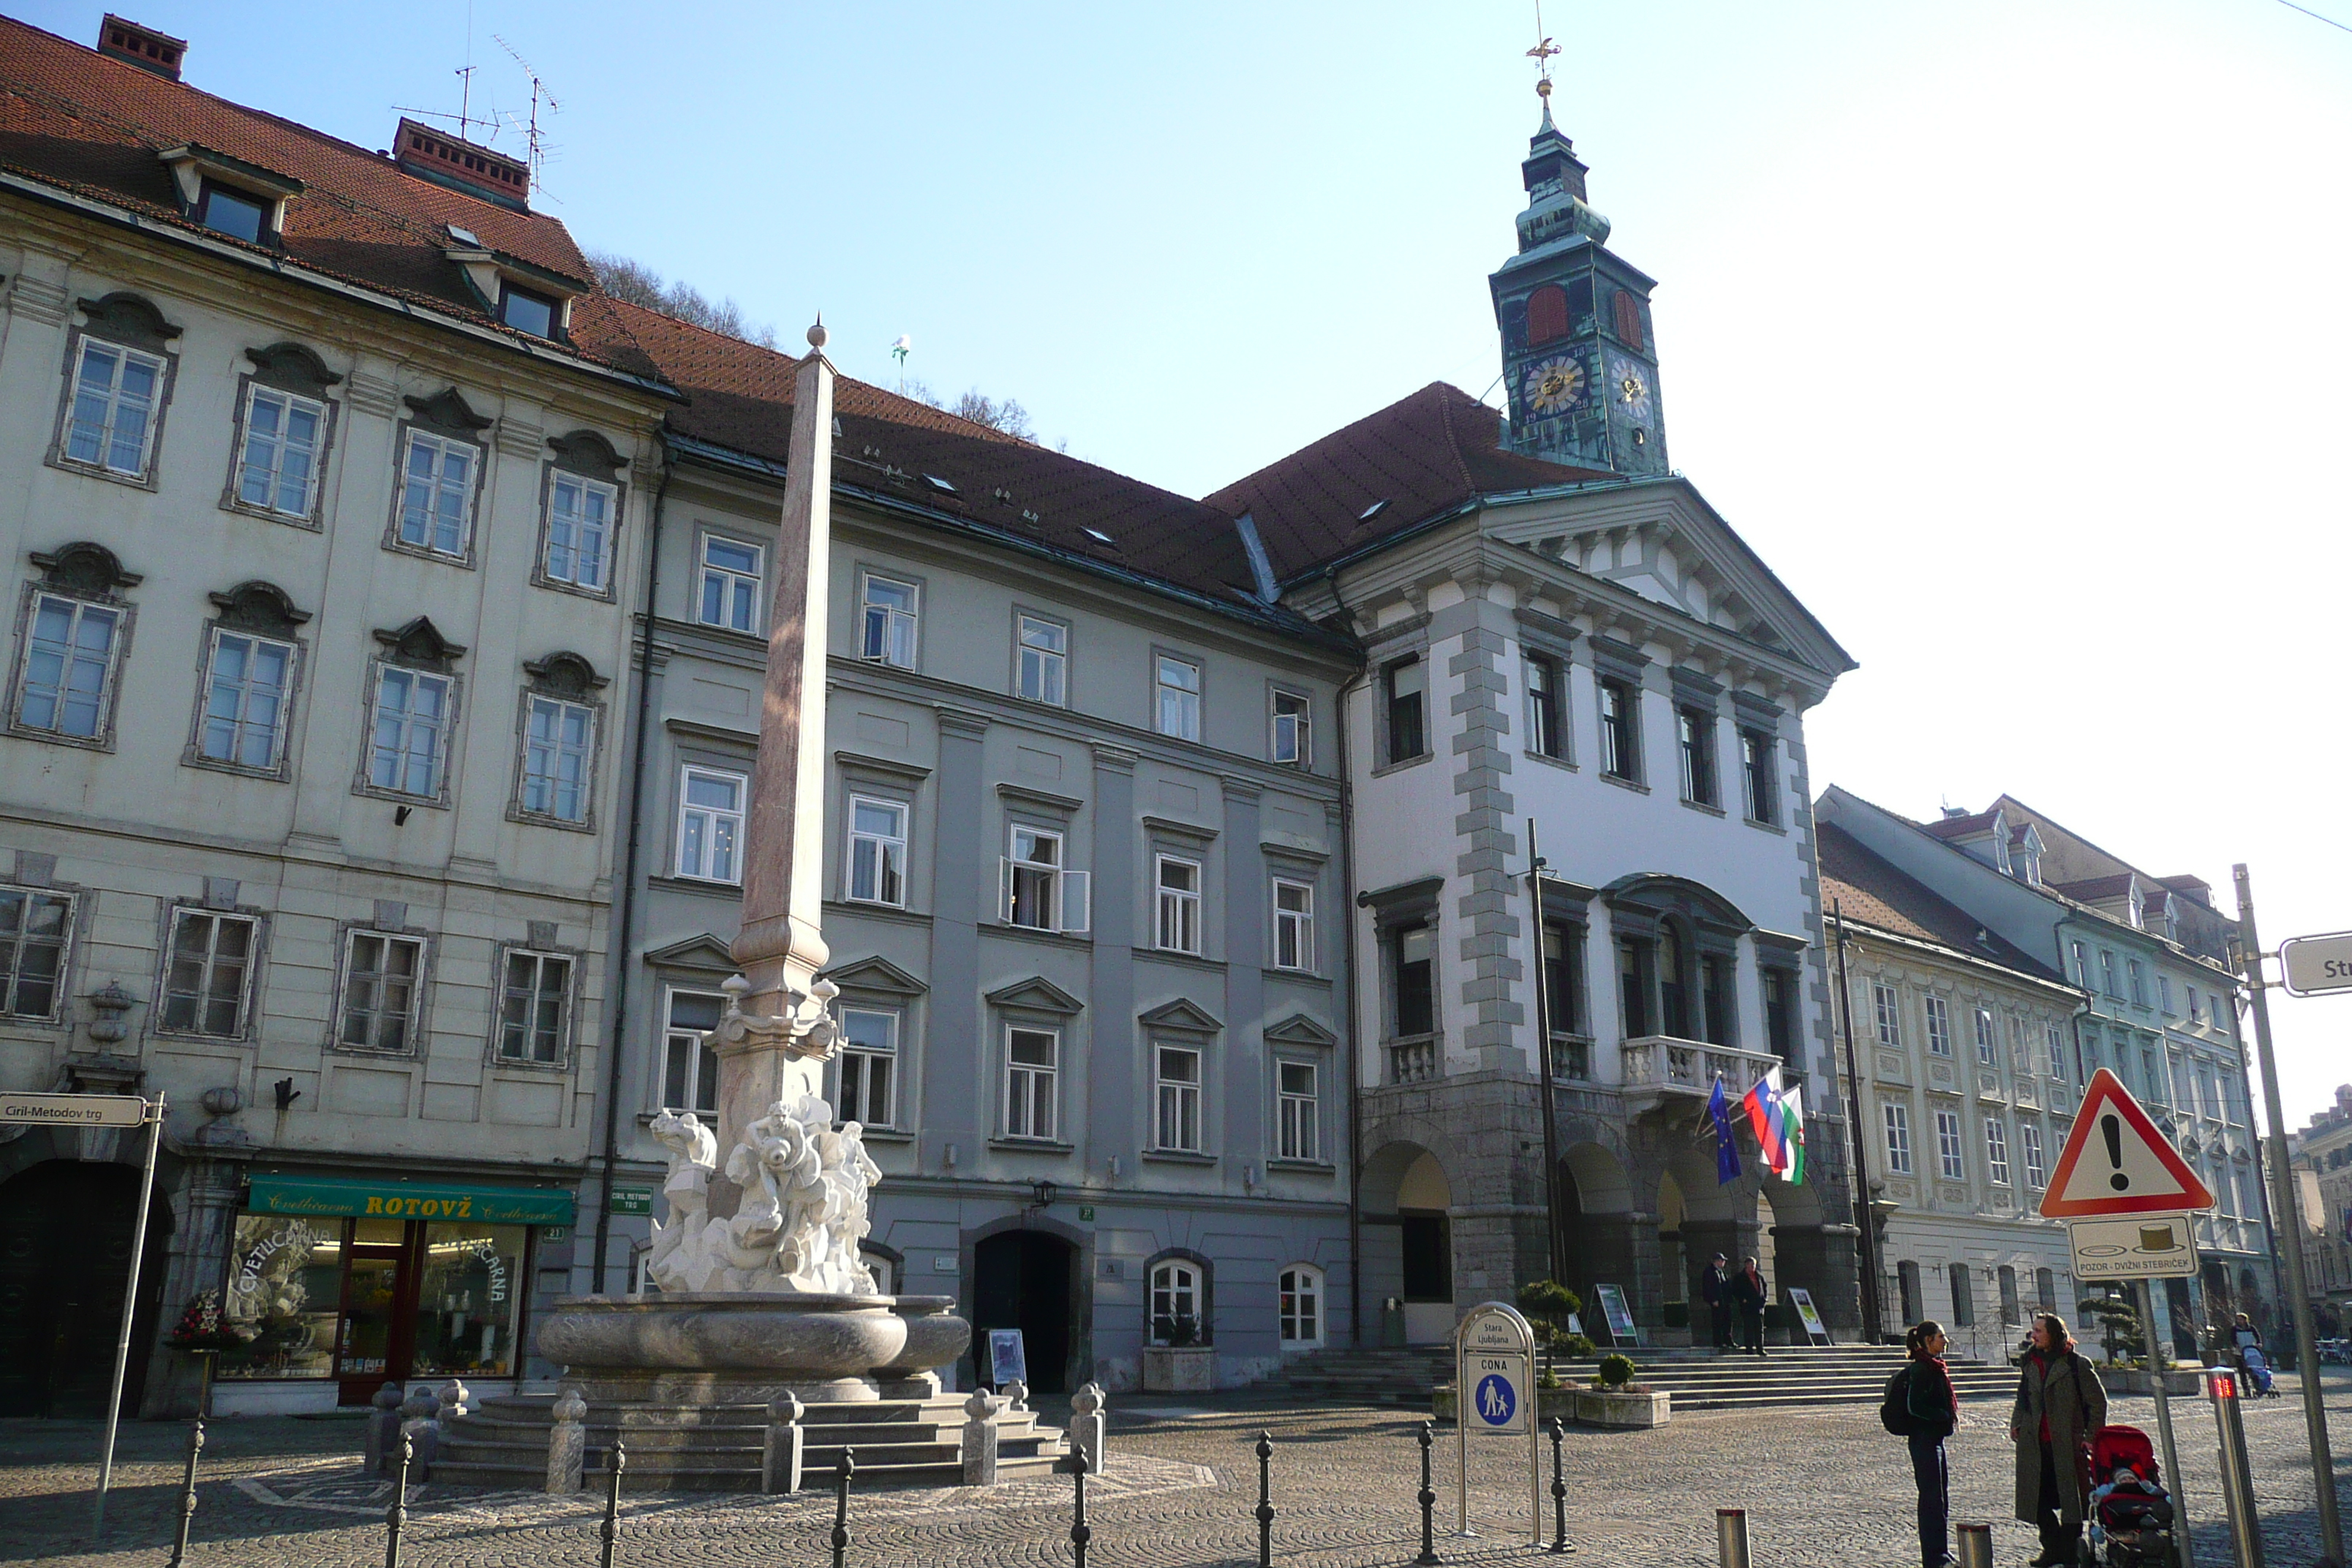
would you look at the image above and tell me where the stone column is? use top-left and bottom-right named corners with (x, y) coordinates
top-left (763, 1392), bottom-right (806, 1493)
top-left (716, 325), bottom-right (841, 1157)
top-left (546, 1387), bottom-right (587, 1493)
top-left (959, 1388), bottom-right (999, 1486)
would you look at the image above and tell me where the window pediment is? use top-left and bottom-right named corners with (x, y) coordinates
top-left (245, 342), bottom-right (339, 396)
top-left (374, 616), bottom-right (466, 673)
top-left (523, 651), bottom-right (606, 699)
top-left (208, 580), bottom-right (309, 636)
top-left (75, 291), bottom-right (179, 353)
top-left (1139, 997), bottom-right (1224, 1035)
top-left (1264, 1012), bottom-right (1338, 1049)
top-left (986, 976), bottom-right (1084, 1016)
top-left (1602, 872), bottom-right (1754, 937)
top-left (547, 429), bottom-right (626, 480)
top-left (404, 387), bottom-right (492, 438)
top-left (824, 954), bottom-right (928, 997)
top-left (31, 540), bottom-right (140, 598)
top-left (642, 933), bottom-right (738, 975)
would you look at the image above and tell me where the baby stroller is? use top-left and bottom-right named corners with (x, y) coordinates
top-left (2238, 1343), bottom-right (2279, 1397)
top-left (2087, 1425), bottom-right (2174, 1568)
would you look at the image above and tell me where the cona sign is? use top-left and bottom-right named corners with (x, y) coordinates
top-left (2281, 930), bottom-right (2352, 998)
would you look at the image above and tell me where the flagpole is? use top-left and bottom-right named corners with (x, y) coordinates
top-left (1526, 819), bottom-right (1564, 1284)
top-left (1830, 903), bottom-right (1885, 1342)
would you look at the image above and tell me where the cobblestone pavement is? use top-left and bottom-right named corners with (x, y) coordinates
top-left (3, 1371), bottom-right (2346, 1567)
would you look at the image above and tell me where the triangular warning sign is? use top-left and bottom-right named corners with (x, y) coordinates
top-left (2041, 1068), bottom-right (2217, 1218)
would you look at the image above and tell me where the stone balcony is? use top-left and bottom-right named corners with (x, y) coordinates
top-left (1620, 1036), bottom-right (1785, 1115)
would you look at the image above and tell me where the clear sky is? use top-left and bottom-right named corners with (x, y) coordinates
top-left (23, 1), bottom-right (2351, 1127)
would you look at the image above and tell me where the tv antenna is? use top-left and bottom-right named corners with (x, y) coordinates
top-left (392, 59), bottom-right (493, 145)
top-left (494, 35), bottom-right (561, 193)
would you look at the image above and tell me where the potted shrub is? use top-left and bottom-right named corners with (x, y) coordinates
top-left (1572, 1352), bottom-right (1672, 1428)
top-left (1142, 1313), bottom-right (1216, 1392)
top-left (1517, 1280), bottom-right (1582, 1390)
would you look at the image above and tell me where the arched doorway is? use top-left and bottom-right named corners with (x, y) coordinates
top-left (0, 1161), bottom-right (172, 1417)
top-left (1361, 1142), bottom-right (1457, 1344)
top-left (973, 1230), bottom-right (1077, 1393)
top-left (1657, 1169), bottom-right (1687, 1331)
top-left (1558, 1142), bottom-right (1635, 1329)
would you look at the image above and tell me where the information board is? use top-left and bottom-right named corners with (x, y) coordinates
top-left (1788, 1286), bottom-right (1832, 1346)
top-left (1593, 1282), bottom-right (1642, 1346)
top-left (2068, 1213), bottom-right (2201, 1281)
top-left (987, 1328), bottom-right (1028, 1387)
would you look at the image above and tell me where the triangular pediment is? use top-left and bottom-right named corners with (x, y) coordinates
top-left (1138, 997), bottom-right (1224, 1035)
top-left (1262, 1012), bottom-right (1339, 1049)
top-left (985, 976), bottom-right (1084, 1016)
top-left (642, 934), bottom-right (739, 975)
top-left (825, 954), bottom-right (927, 997)
top-left (1482, 478), bottom-right (1855, 680)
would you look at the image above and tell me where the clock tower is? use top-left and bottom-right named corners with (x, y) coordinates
top-left (1489, 83), bottom-right (1667, 478)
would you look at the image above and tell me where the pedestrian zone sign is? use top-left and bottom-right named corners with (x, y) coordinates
top-left (2040, 1068), bottom-right (2215, 1219)
top-left (1468, 1357), bottom-right (1527, 1433)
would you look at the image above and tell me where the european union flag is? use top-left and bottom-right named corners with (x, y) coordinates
top-left (1708, 1074), bottom-right (1741, 1185)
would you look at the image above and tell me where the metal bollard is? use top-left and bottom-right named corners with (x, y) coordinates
top-left (830, 1447), bottom-right (856, 1568)
top-left (384, 1433), bottom-right (412, 1568)
top-left (1063, 1443), bottom-right (1093, 1568)
top-left (1254, 1431), bottom-right (1275, 1568)
top-left (2206, 1367), bottom-right (2266, 1568)
top-left (1716, 1507), bottom-right (1749, 1568)
top-left (1546, 1417), bottom-right (1572, 1554)
top-left (1415, 1420), bottom-right (1441, 1567)
top-left (1956, 1523), bottom-right (1994, 1568)
top-left (167, 1416), bottom-right (204, 1568)
top-left (600, 1439), bottom-right (625, 1568)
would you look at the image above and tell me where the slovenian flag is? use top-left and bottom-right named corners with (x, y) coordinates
top-left (1741, 1068), bottom-right (1806, 1185)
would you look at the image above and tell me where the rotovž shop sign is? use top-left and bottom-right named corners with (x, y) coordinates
top-left (244, 1174), bottom-right (576, 1226)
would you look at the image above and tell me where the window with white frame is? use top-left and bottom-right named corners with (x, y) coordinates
top-left (519, 696), bottom-right (595, 823)
top-left (1271, 689), bottom-right (1311, 766)
top-left (339, 930), bottom-right (426, 1052)
top-left (1278, 1264), bottom-right (1323, 1346)
top-left (1883, 1101), bottom-right (1914, 1174)
top-left (1150, 1259), bottom-right (1202, 1343)
top-left (2071, 941), bottom-right (2089, 987)
top-left (1156, 655), bottom-right (1201, 740)
top-left (235, 385), bottom-right (326, 518)
top-left (1001, 825), bottom-right (1088, 933)
top-left (2047, 1023), bottom-right (2069, 1083)
top-left (698, 536), bottom-right (763, 633)
top-left (2198, 1066), bottom-right (2217, 1121)
top-left (860, 573), bottom-right (919, 667)
top-left (845, 797), bottom-right (908, 906)
top-left (497, 949), bottom-right (573, 1064)
top-left (1003, 1025), bottom-right (1059, 1140)
top-left (2127, 959), bottom-right (2148, 1007)
top-left (676, 766), bottom-right (747, 883)
top-left (1974, 1006), bottom-right (1997, 1066)
top-left (159, 908), bottom-right (257, 1037)
top-left (395, 430), bottom-right (478, 558)
top-left (661, 987), bottom-right (723, 1115)
top-left (1925, 995), bottom-right (1953, 1056)
top-left (2100, 950), bottom-right (2120, 998)
top-left (64, 338), bottom-right (165, 478)
top-left (1934, 1108), bottom-right (1965, 1180)
top-left (543, 472), bottom-right (617, 592)
top-left (1155, 1044), bottom-right (1202, 1151)
top-left (1872, 982), bottom-right (1901, 1047)
top-left (15, 592), bottom-right (124, 741)
top-left (366, 666), bottom-right (453, 798)
top-left (1017, 614), bottom-right (1066, 704)
top-left (1984, 1116), bottom-right (2011, 1185)
top-left (837, 1006), bottom-right (898, 1127)
top-left (0, 886), bottom-right (72, 1019)
top-left (2158, 974), bottom-right (2174, 1015)
top-left (2021, 1121), bottom-right (2046, 1188)
top-left (1278, 1060), bottom-right (1318, 1161)
top-left (197, 628), bottom-right (295, 771)
top-left (1273, 878), bottom-right (1314, 972)
top-left (1155, 855), bottom-right (1201, 954)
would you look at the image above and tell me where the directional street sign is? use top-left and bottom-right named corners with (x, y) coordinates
top-left (2068, 1212), bottom-right (2201, 1281)
top-left (0, 1091), bottom-right (146, 1128)
top-left (2041, 1068), bottom-right (2216, 1219)
top-left (2281, 930), bottom-right (2352, 997)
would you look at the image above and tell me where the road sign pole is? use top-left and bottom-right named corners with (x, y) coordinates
top-left (2137, 1278), bottom-right (2195, 1568)
top-left (2231, 864), bottom-right (2342, 1568)
top-left (92, 1092), bottom-right (163, 1538)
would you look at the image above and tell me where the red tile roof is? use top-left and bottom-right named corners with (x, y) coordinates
top-left (1818, 823), bottom-right (2065, 984)
top-left (0, 15), bottom-right (626, 366)
top-left (1204, 381), bottom-right (1618, 584)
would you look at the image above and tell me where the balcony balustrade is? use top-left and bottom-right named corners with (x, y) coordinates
top-left (1620, 1034), bottom-right (1784, 1113)
top-left (1387, 1033), bottom-right (1439, 1085)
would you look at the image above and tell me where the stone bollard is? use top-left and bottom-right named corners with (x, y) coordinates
top-left (1070, 1382), bottom-right (1107, 1477)
top-left (398, 1384), bottom-right (442, 1480)
top-left (546, 1388), bottom-right (589, 1494)
top-left (437, 1378), bottom-right (471, 1420)
top-left (365, 1382), bottom-right (404, 1474)
top-left (763, 1392), bottom-right (806, 1494)
top-left (960, 1388), bottom-right (1000, 1487)
top-left (1002, 1377), bottom-right (1029, 1413)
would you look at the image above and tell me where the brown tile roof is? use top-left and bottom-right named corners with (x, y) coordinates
top-left (0, 15), bottom-right (632, 369)
top-left (1817, 823), bottom-right (2065, 984)
top-left (2051, 873), bottom-right (2138, 902)
top-left (1203, 381), bottom-right (1618, 584)
top-left (1921, 810), bottom-right (1998, 840)
top-left (570, 298), bottom-right (1297, 623)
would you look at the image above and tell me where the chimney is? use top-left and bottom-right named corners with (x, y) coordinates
top-left (392, 118), bottom-right (530, 211)
top-left (97, 15), bottom-right (185, 80)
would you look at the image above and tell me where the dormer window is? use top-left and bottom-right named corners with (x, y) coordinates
top-left (197, 183), bottom-right (267, 244)
top-left (500, 286), bottom-right (557, 339)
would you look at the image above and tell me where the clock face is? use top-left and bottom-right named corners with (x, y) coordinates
top-left (1606, 353), bottom-right (1654, 421)
top-left (1523, 355), bottom-right (1588, 417)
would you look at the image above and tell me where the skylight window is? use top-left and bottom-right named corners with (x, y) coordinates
top-left (198, 184), bottom-right (267, 244)
top-left (1082, 528), bottom-right (1115, 545)
top-left (1359, 500), bottom-right (1389, 521)
top-left (923, 474), bottom-right (957, 493)
top-left (447, 225), bottom-right (480, 247)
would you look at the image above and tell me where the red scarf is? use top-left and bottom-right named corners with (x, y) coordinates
top-left (1917, 1352), bottom-right (1959, 1418)
top-left (2028, 1346), bottom-right (2066, 1444)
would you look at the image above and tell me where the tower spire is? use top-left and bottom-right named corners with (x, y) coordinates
top-left (1526, 3), bottom-right (1561, 129)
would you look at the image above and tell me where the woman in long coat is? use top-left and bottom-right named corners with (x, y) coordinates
top-left (2010, 1312), bottom-right (2109, 1565)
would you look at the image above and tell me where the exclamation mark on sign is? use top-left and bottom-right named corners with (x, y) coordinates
top-left (2102, 1115), bottom-right (2128, 1191)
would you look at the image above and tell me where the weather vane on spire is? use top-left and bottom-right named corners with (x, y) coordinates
top-left (1527, 1), bottom-right (1561, 108)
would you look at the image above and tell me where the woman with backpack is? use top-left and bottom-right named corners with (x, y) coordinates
top-left (2011, 1311), bottom-right (2109, 1567)
top-left (1893, 1319), bottom-right (1959, 1568)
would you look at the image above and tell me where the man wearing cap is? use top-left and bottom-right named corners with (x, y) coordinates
top-left (1700, 1253), bottom-right (1733, 1351)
